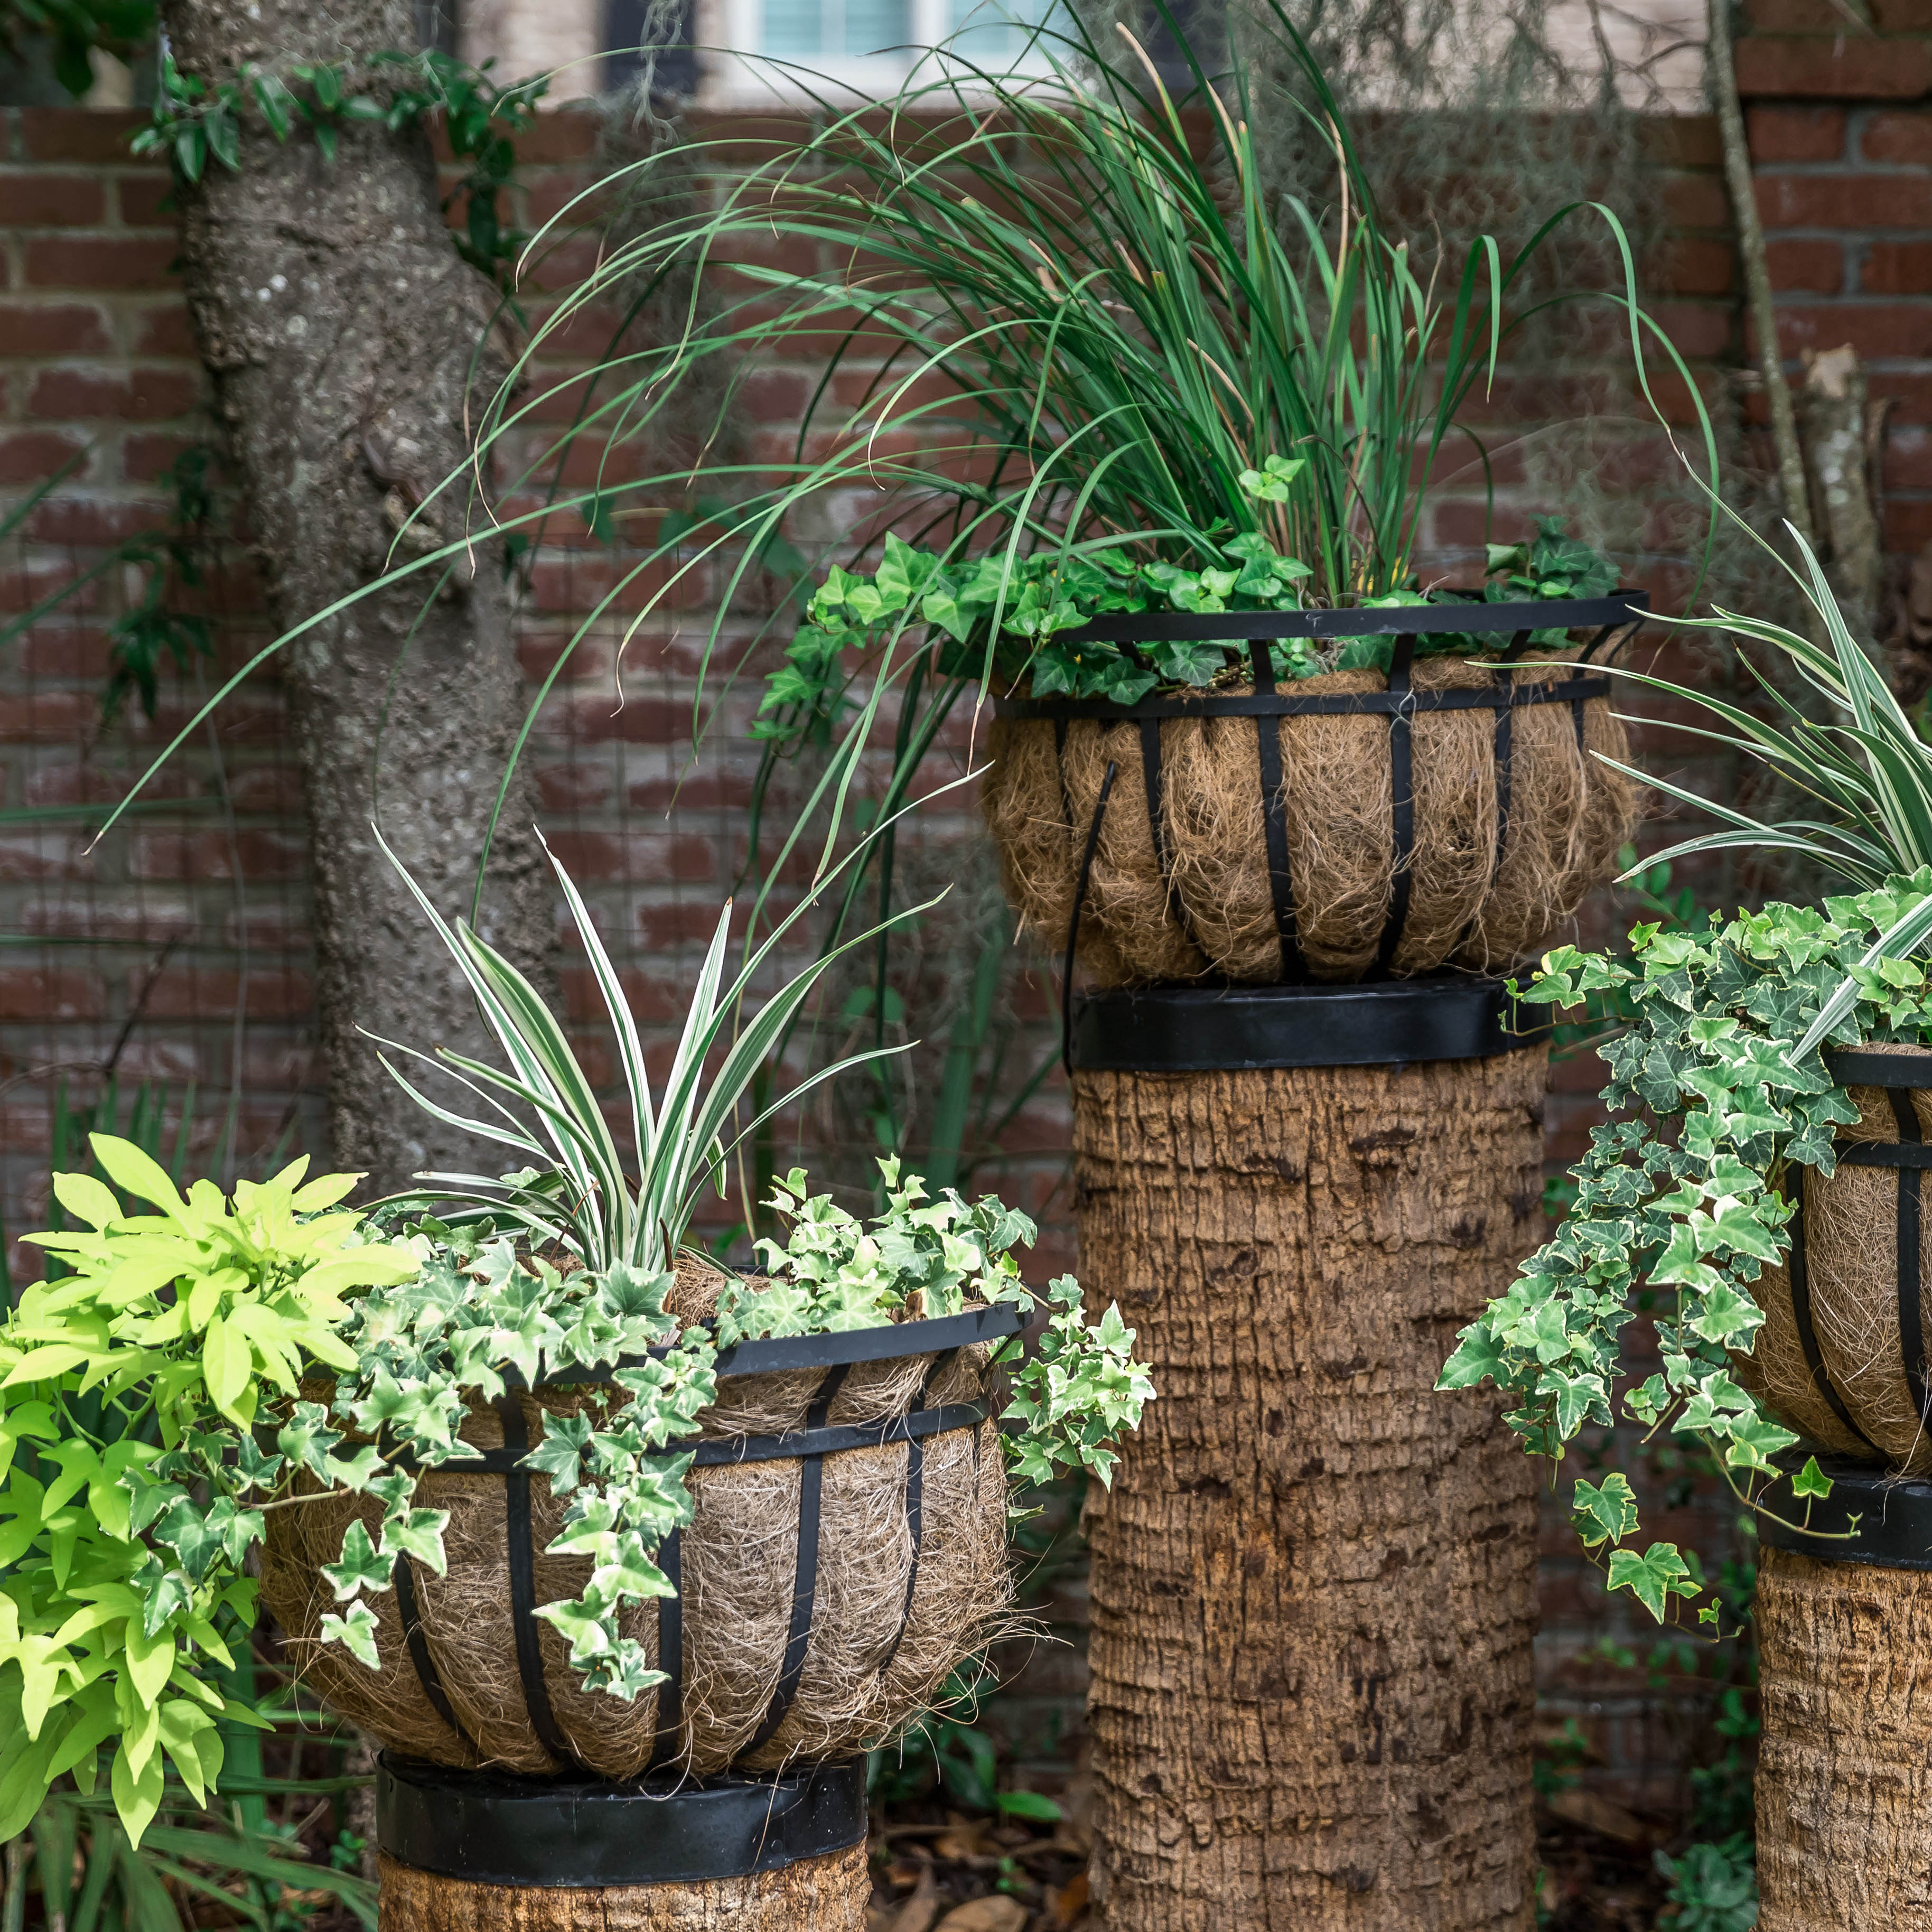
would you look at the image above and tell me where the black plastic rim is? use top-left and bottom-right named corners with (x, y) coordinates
top-left (1068, 975), bottom-right (1546, 1072)
top-left (376, 1753), bottom-right (867, 1888)
top-left (1760, 1456), bottom-right (1932, 1571)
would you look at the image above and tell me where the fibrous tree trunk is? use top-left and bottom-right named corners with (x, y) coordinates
top-left (1756, 1546), bottom-right (1932, 1928)
top-left (162, 0), bottom-right (549, 1192)
top-left (1073, 1054), bottom-right (1547, 1932)
top-left (377, 1847), bottom-right (870, 1932)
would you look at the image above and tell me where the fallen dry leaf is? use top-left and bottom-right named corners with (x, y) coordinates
top-left (1544, 1789), bottom-right (1658, 1846)
top-left (934, 1899), bottom-right (1028, 1932)
top-left (888, 1869), bottom-right (941, 1932)
top-left (1051, 1870), bottom-right (1089, 1929)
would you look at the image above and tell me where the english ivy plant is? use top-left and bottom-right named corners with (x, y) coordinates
top-left (755, 491), bottom-right (1618, 748)
top-left (1440, 875), bottom-right (1932, 1622)
top-left (309, 1162), bottom-right (1151, 1702)
top-left (0, 1141), bottom-right (417, 1848)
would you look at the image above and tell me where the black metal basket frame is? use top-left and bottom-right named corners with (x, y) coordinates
top-left (331, 1304), bottom-right (1023, 1779)
top-left (989, 593), bottom-right (1648, 1063)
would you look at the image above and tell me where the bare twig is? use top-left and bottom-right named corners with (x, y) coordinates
top-left (1707, 0), bottom-right (1815, 550)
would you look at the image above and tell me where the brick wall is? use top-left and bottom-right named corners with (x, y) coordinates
top-left (3, 26), bottom-right (1930, 1815)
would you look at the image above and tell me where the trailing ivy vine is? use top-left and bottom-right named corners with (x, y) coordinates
top-left (132, 47), bottom-right (547, 286)
top-left (1439, 876), bottom-right (1932, 1621)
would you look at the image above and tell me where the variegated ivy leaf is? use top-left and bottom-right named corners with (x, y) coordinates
top-left (320, 1600), bottom-right (381, 1670)
top-left (322, 1520), bottom-right (395, 1600)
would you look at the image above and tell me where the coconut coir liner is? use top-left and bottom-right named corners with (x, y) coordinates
top-left (979, 648), bottom-right (1637, 983)
top-left (1737, 1062), bottom-right (1932, 1477)
top-left (261, 1268), bottom-right (1012, 1777)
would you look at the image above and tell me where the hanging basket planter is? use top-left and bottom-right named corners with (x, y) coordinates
top-left (1740, 1043), bottom-right (1932, 1474)
top-left (262, 1294), bottom-right (1020, 1780)
top-left (982, 593), bottom-right (1648, 987)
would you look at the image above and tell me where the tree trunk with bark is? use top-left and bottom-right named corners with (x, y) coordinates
top-left (377, 1847), bottom-right (870, 1932)
top-left (1072, 1054), bottom-right (1547, 1932)
top-left (161, 0), bottom-right (549, 1192)
top-left (1756, 1545), bottom-right (1932, 1929)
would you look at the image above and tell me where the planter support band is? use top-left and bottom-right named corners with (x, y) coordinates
top-left (375, 1752), bottom-right (867, 1888)
top-left (1068, 976), bottom-right (1546, 1074)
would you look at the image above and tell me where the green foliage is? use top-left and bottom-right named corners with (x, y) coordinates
top-left (1656, 1834), bottom-right (1758, 1931)
top-left (1438, 880), bottom-right (1932, 1619)
top-left (309, 1223), bottom-right (707, 1702)
top-left (131, 48), bottom-right (546, 283)
top-left (1606, 524), bottom-right (1932, 906)
top-left (20, 1780), bottom-right (377, 1932)
top-left (757, 514), bottom-right (1618, 749)
top-left (0, 0), bottom-right (151, 98)
top-left (104, 448), bottom-right (214, 725)
top-left (0, 1139), bottom-right (414, 1846)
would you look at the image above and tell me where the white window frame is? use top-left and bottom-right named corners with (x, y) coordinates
top-left (696, 0), bottom-right (1064, 106)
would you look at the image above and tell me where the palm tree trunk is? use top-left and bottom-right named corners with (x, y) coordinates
top-left (1074, 1053), bottom-right (1547, 1931)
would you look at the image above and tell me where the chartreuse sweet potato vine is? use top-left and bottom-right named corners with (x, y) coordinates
top-left (1440, 875), bottom-right (1932, 1623)
top-left (0, 1143), bottom-right (414, 1847)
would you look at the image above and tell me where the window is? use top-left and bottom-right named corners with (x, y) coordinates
top-left (700, 0), bottom-right (1071, 102)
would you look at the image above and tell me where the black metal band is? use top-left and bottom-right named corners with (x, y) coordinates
top-left (740, 1363), bottom-right (850, 1758)
top-left (1760, 1455), bottom-right (1932, 1571)
top-left (875, 1347), bottom-right (960, 1685)
top-left (1833, 1141), bottom-right (1932, 1169)
top-left (1247, 641), bottom-right (1306, 982)
top-left (1137, 714), bottom-right (1192, 942)
top-left (1067, 975), bottom-right (1545, 1071)
top-left (526, 1302), bottom-right (1025, 1386)
top-left (393, 1554), bottom-right (483, 1761)
top-left (376, 1752), bottom-right (867, 1888)
top-left (1824, 1048), bottom-right (1932, 1088)
top-left (994, 673), bottom-right (1612, 723)
top-left (648, 1526), bottom-right (683, 1769)
top-left (1044, 589), bottom-right (1650, 646)
top-left (1063, 759), bottom-right (1117, 1076)
top-left (495, 1393), bottom-right (580, 1772)
top-left (1887, 1088), bottom-right (1932, 1431)
top-left (1785, 1185), bottom-right (1881, 1453)
top-left (1374, 635), bottom-right (1417, 977)
top-left (391, 1401), bottom-right (994, 1478)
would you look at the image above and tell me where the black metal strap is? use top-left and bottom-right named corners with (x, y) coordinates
top-left (1248, 641), bottom-right (1306, 982)
top-left (495, 1393), bottom-right (580, 1771)
top-left (995, 673), bottom-right (1611, 723)
top-left (1452, 631), bottom-right (1532, 961)
top-left (1063, 760), bottom-right (1117, 1077)
top-left (648, 1526), bottom-right (683, 1769)
top-left (1785, 1183), bottom-right (1881, 1452)
top-left (1888, 1090), bottom-right (1932, 1431)
top-left (393, 1553), bottom-right (484, 1761)
top-left (1835, 1142), bottom-right (1932, 1169)
top-left (1137, 715), bottom-right (1188, 940)
top-left (1373, 635), bottom-right (1417, 978)
top-left (393, 1401), bottom-right (995, 1476)
top-left (740, 1363), bottom-right (851, 1759)
top-left (874, 1347), bottom-right (963, 1684)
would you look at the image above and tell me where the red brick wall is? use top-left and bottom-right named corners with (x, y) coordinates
top-left (4, 34), bottom-right (1930, 1814)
